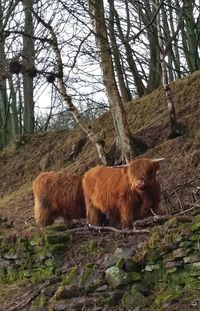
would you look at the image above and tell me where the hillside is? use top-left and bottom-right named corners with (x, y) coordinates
top-left (0, 71), bottom-right (200, 310)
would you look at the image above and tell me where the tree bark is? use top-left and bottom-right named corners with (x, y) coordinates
top-left (112, 2), bottom-right (146, 97)
top-left (181, 0), bottom-right (200, 72)
top-left (0, 2), bottom-right (10, 147)
top-left (88, 0), bottom-right (136, 163)
top-left (22, 0), bottom-right (35, 133)
top-left (155, 0), bottom-right (178, 136)
top-left (108, 0), bottom-right (132, 103)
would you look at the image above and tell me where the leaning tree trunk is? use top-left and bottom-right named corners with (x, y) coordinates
top-left (88, 0), bottom-right (137, 163)
top-left (31, 10), bottom-right (107, 165)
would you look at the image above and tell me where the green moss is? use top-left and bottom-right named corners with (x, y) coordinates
top-left (79, 240), bottom-right (103, 256)
top-left (45, 224), bottom-right (67, 232)
top-left (154, 286), bottom-right (182, 307)
top-left (191, 215), bottom-right (200, 232)
top-left (122, 286), bottom-right (147, 309)
top-left (31, 293), bottom-right (47, 309)
top-left (44, 233), bottom-right (72, 245)
top-left (62, 267), bottom-right (79, 286)
top-left (79, 263), bottom-right (101, 291)
top-left (48, 243), bottom-right (68, 257)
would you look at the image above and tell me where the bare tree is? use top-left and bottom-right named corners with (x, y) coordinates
top-left (155, 0), bottom-right (184, 137)
top-left (88, 0), bottom-right (138, 163)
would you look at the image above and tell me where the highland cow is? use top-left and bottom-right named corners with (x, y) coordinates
top-left (33, 170), bottom-right (85, 227)
top-left (82, 158), bottom-right (163, 228)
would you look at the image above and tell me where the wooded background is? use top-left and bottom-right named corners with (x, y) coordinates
top-left (0, 0), bottom-right (199, 162)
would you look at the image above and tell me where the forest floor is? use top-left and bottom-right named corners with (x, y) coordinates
top-left (0, 71), bottom-right (200, 310)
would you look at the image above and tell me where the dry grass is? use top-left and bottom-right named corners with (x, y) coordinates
top-left (0, 70), bottom-right (200, 237)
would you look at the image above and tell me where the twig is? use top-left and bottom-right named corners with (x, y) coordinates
top-left (7, 280), bottom-right (50, 311)
top-left (65, 227), bottom-right (90, 233)
top-left (87, 223), bottom-right (150, 234)
top-left (134, 214), bottom-right (192, 227)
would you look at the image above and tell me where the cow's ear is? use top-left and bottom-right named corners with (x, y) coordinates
top-left (152, 158), bottom-right (164, 170)
top-left (154, 162), bottom-right (160, 171)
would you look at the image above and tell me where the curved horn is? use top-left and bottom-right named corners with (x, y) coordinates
top-left (152, 158), bottom-right (165, 162)
top-left (112, 164), bottom-right (129, 168)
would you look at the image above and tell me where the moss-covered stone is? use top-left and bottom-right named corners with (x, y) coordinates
top-left (105, 266), bottom-right (129, 289)
top-left (44, 233), bottom-right (72, 245)
top-left (191, 215), bottom-right (200, 232)
top-left (121, 286), bottom-right (147, 309)
top-left (79, 263), bottom-right (103, 292)
top-left (128, 271), bottom-right (141, 282)
top-left (62, 267), bottom-right (79, 286)
top-left (145, 264), bottom-right (160, 272)
top-left (51, 284), bottom-right (79, 301)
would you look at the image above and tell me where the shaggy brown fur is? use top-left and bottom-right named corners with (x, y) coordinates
top-left (82, 158), bottom-right (161, 228)
top-left (33, 170), bottom-right (85, 227)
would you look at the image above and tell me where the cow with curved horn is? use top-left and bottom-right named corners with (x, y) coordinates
top-left (82, 158), bottom-right (164, 228)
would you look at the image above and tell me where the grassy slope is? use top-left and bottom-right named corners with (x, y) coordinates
top-left (0, 71), bottom-right (200, 236)
top-left (0, 71), bottom-right (200, 309)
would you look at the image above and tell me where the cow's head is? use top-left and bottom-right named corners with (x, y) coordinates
top-left (127, 158), bottom-right (163, 190)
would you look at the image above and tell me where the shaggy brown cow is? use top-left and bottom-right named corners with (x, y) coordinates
top-left (82, 158), bottom-right (162, 228)
top-left (33, 170), bottom-right (85, 227)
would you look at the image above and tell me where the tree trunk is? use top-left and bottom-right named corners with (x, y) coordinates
top-left (8, 77), bottom-right (19, 136)
top-left (88, 0), bottom-right (136, 163)
top-left (181, 0), bottom-right (200, 72)
top-left (112, 3), bottom-right (146, 97)
top-left (156, 0), bottom-right (178, 136)
top-left (31, 9), bottom-right (107, 165)
top-left (108, 0), bottom-right (132, 103)
top-left (0, 2), bottom-right (10, 147)
top-left (141, 0), bottom-right (161, 93)
top-left (22, 0), bottom-right (35, 133)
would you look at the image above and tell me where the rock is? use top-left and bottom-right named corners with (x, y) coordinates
top-left (42, 284), bottom-right (58, 297)
top-left (124, 258), bottom-right (140, 272)
top-left (79, 263), bottom-right (103, 292)
top-left (62, 267), bottom-right (79, 286)
top-left (128, 271), bottom-right (141, 282)
top-left (166, 267), bottom-right (178, 274)
top-left (49, 301), bottom-right (69, 311)
top-left (50, 297), bottom-right (94, 311)
top-left (51, 284), bottom-right (79, 300)
top-left (48, 243), bottom-right (68, 257)
top-left (91, 290), bottom-right (124, 307)
top-left (0, 260), bottom-right (10, 269)
top-left (145, 264), bottom-right (160, 272)
top-left (191, 215), bottom-right (200, 232)
top-left (4, 253), bottom-right (18, 260)
top-left (105, 266), bottom-right (129, 288)
top-left (172, 248), bottom-right (189, 259)
top-left (102, 247), bottom-right (135, 269)
top-left (183, 254), bottom-right (200, 264)
top-left (165, 260), bottom-right (184, 269)
top-left (121, 286), bottom-right (147, 309)
top-left (95, 284), bottom-right (109, 292)
top-left (45, 233), bottom-right (72, 245)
